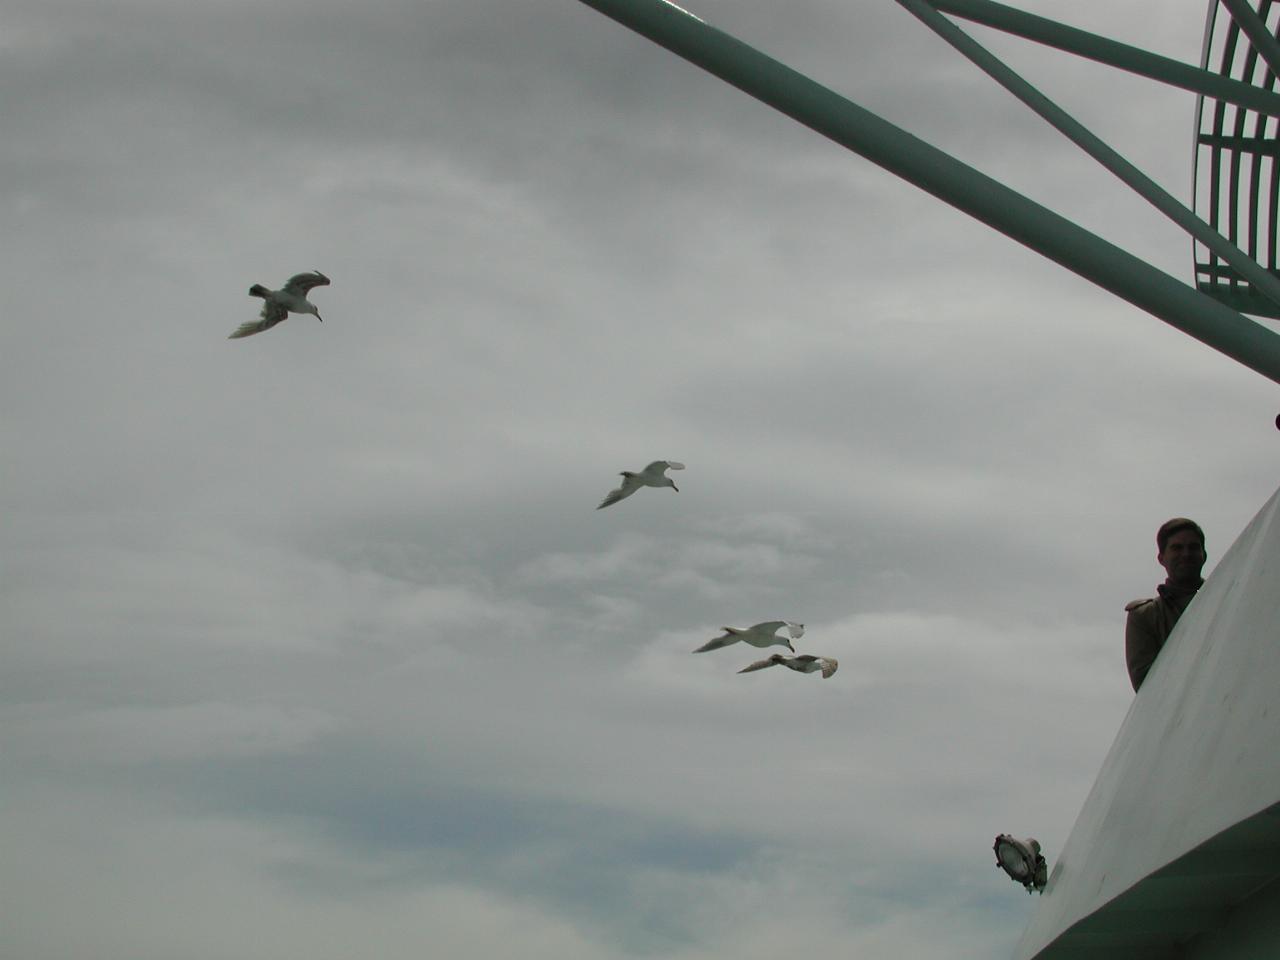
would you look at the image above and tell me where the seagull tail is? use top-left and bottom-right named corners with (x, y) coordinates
top-left (248, 284), bottom-right (270, 299)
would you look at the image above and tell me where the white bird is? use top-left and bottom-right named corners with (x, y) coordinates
top-left (737, 653), bottom-right (839, 679)
top-left (596, 460), bottom-right (685, 510)
top-left (229, 270), bottom-right (330, 339)
top-left (693, 620), bottom-right (804, 654)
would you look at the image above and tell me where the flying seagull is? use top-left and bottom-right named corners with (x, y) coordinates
top-left (738, 653), bottom-right (839, 679)
top-left (229, 270), bottom-right (330, 339)
top-left (596, 460), bottom-right (685, 510)
top-left (693, 620), bottom-right (804, 654)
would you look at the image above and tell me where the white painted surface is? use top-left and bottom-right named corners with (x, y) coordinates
top-left (1014, 485), bottom-right (1280, 960)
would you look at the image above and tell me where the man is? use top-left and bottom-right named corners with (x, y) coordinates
top-left (1125, 518), bottom-right (1207, 691)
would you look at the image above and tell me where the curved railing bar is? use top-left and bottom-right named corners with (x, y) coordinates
top-left (900, 0), bottom-right (1280, 314)
top-left (930, 0), bottom-right (1280, 118)
top-left (1220, 0), bottom-right (1280, 79)
top-left (571, 0), bottom-right (1280, 385)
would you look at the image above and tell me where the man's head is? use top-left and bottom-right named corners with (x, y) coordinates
top-left (1157, 518), bottom-right (1206, 586)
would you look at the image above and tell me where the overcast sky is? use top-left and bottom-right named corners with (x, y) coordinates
top-left (4, 2), bottom-right (1279, 959)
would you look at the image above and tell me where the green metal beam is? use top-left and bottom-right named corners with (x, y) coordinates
top-left (570, 0), bottom-right (1280, 386)
top-left (928, 0), bottom-right (1280, 118)
top-left (1219, 0), bottom-right (1280, 79)
top-left (899, 0), bottom-right (1280, 313)
top-left (1198, 282), bottom-right (1280, 320)
top-left (1197, 132), bottom-right (1280, 157)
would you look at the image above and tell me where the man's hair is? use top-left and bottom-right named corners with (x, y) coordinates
top-left (1157, 517), bottom-right (1205, 553)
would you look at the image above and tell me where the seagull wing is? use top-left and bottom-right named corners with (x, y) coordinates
top-left (693, 631), bottom-right (739, 653)
top-left (782, 654), bottom-right (837, 677)
top-left (596, 473), bottom-right (642, 510)
top-left (228, 301), bottom-right (287, 339)
top-left (283, 271), bottom-right (330, 295)
top-left (648, 460), bottom-right (685, 474)
top-left (737, 655), bottom-right (785, 673)
top-left (747, 621), bottom-right (789, 638)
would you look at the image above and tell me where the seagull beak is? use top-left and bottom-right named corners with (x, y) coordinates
top-left (787, 641), bottom-right (795, 652)
top-left (672, 484), bottom-right (679, 492)
top-left (316, 314), bottom-right (323, 322)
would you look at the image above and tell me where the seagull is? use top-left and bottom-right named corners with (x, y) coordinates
top-left (693, 620), bottom-right (804, 654)
top-left (229, 270), bottom-right (330, 339)
top-left (737, 653), bottom-right (839, 678)
top-left (596, 460), bottom-right (685, 510)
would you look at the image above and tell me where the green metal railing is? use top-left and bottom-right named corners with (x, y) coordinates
top-left (1194, 0), bottom-right (1280, 320)
top-left (572, 0), bottom-right (1280, 386)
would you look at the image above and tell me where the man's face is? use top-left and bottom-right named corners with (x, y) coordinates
top-left (1159, 528), bottom-right (1206, 585)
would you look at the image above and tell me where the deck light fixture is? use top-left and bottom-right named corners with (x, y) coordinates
top-left (993, 834), bottom-right (1047, 893)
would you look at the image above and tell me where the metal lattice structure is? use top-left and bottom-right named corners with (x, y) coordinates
top-left (1195, 0), bottom-right (1280, 318)
top-left (573, 0), bottom-right (1280, 386)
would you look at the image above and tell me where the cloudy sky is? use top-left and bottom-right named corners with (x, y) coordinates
top-left (4, 1), bottom-right (1279, 958)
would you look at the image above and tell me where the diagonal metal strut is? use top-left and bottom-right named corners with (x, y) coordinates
top-left (899, 0), bottom-right (1280, 314)
top-left (930, 0), bottom-right (1280, 117)
top-left (571, 0), bottom-right (1280, 386)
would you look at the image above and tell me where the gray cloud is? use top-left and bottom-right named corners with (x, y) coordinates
top-left (4, 1), bottom-right (1277, 958)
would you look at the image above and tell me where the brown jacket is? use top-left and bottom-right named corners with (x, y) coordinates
top-left (1124, 581), bottom-right (1201, 691)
